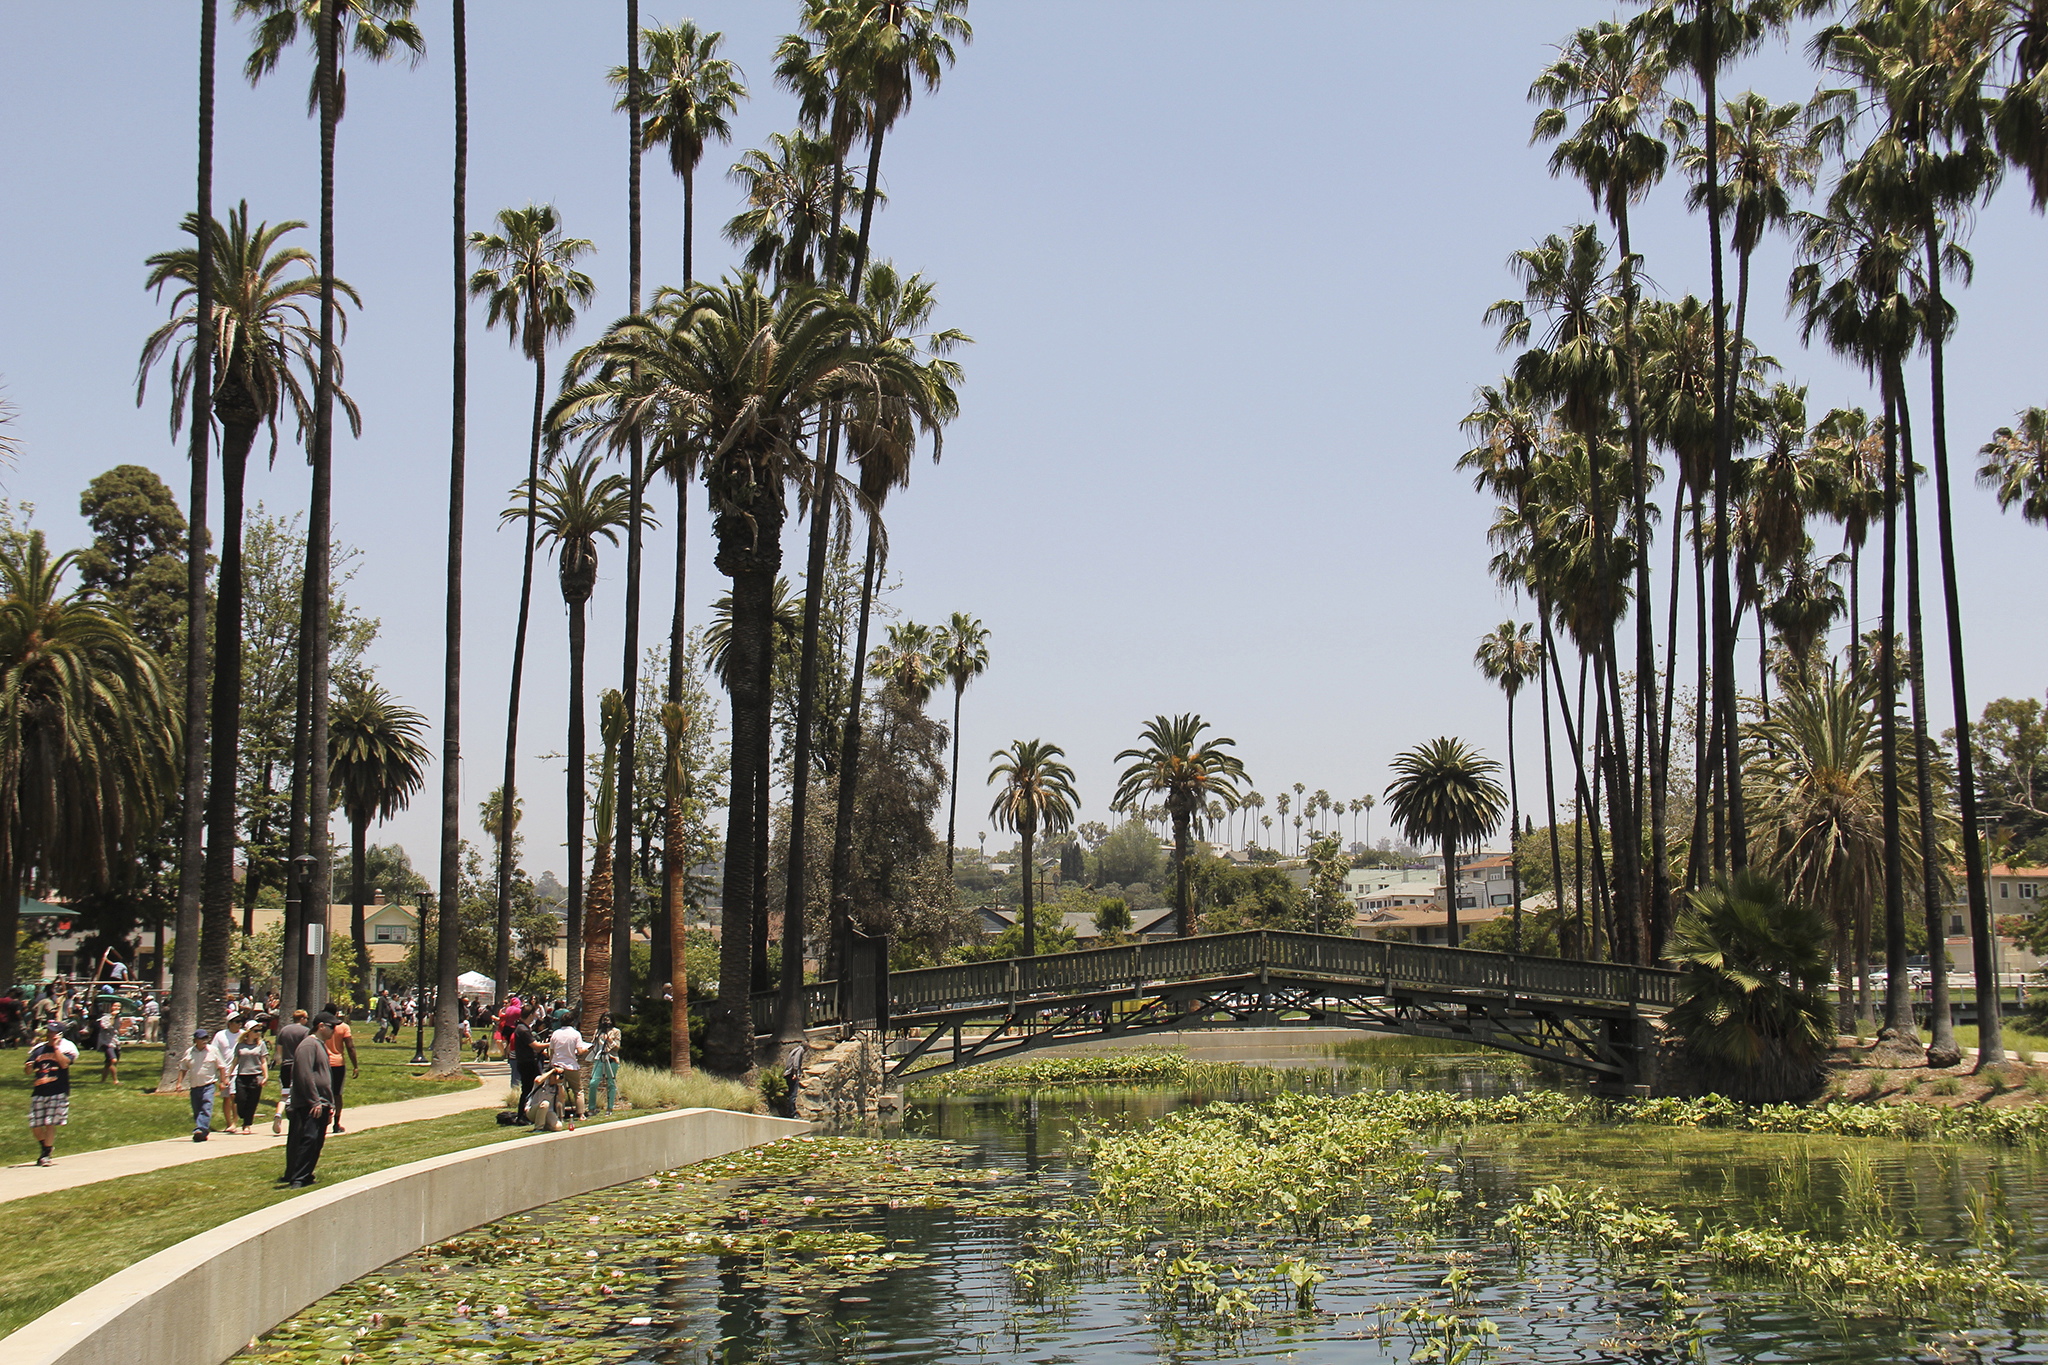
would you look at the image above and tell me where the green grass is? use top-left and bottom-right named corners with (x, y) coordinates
top-left (1951, 1025), bottom-right (2048, 1058)
top-left (1, 1040), bottom-right (477, 1166)
top-left (0, 1067), bottom-right (762, 1339)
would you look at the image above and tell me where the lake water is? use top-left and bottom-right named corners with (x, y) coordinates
top-left (238, 1045), bottom-right (2048, 1365)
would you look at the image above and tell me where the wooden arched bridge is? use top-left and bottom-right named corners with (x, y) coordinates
top-left (759, 930), bottom-right (1684, 1093)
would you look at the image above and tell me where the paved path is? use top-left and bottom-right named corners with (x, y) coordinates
top-left (0, 1063), bottom-right (511, 1205)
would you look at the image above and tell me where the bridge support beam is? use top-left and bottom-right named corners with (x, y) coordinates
top-left (1591, 1014), bottom-right (1658, 1097)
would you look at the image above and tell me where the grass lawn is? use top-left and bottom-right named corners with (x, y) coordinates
top-left (0, 1067), bottom-right (758, 1339)
top-left (1953, 1024), bottom-right (2048, 1056)
top-left (0, 1041), bottom-right (477, 1166)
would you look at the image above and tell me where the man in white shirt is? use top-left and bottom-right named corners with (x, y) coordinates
top-left (546, 1012), bottom-right (585, 1131)
top-left (173, 1028), bottom-right (224, 1141)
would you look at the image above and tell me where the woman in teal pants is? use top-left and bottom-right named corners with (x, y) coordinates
top-left (586, 1013), bottom-right (621, 1114)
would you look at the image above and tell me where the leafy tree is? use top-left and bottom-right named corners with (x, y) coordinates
top-left (1301, 834), bottom-right (1352, 935)
top-left (1979, 406), bottom-right (2048, 527)
top-left (1093, 896), bottom-right (1133, 942)
top-left (1664, 872), bottom-right (1833, 1104)
top-left (1962, 694), bottom-right (2048, 858)
top-left (970, 898), bottom-right (1077, 960)
top-left (77, 466), bottom-right (196, 665)
top-left (1113, 715), bottom-right (1248, 938)
top-left (0, 533), bottom-right (178, 989)
top-left (328, 679), bottom-right (427, 1005)
top-left (1385, 738), bottom-right (1508, 948)
top-left (1090, 816), bottom-right (1163, 888)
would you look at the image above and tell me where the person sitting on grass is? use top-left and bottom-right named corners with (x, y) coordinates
top-left (25, 1021), bottom-right (77, 1166)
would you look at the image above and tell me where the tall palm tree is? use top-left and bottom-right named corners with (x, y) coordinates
top-left (510, 454), bottom-right (632, 1006)
top-left (1476, 622), bottom-right (1543, 952)
top-left (138, 204), bottom-right (356, 1043)
top-left (723, 131), bottom-right (858, 289)
top-left (614, 20), bottom-right (747, 288)
top-left (874, 622), bottom-right (941, 706)
top-left (327, 680), bottom-right (427, 1004)
top-left (437, 0), bottom-right (469, 1077)
top-left (1385, 738), bottom-right (1508, 948)
top-left (1817, 0), bottom-right (2005, 1068)
top-left (1980, 406), bottom-right (2048, 526)
top-left (552, 278), bottom-right (872, 1074)
top-left (238, 0), bottom-right (423, 1014)
top-left (167, 0), bottom-right (218, 1090)
top-left (1274, 792), bottom-right (1290, 854)
top-left (470, 203), bottom-right (596, 1006)
top-left (988, 739), bottom-right (1078, 958)
top-left (936, 612), bottom-right (989, 874)
top-left (613, 0), bottom-right (649, 1025)
top-left (1244, 791), bottom-right (1264, 848)
top-left (0, 535), bottom-right (179, 990)
top-left (1360, 793), bottom-right (1375, 849)
top-left (1113, 715), bottom-right (1248, 938)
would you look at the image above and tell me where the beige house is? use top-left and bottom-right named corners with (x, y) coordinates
top-left (248, 895), bottom-right (569, 995)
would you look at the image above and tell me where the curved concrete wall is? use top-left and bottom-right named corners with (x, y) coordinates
top-left (5, 1107), bottom-right (807, 1365)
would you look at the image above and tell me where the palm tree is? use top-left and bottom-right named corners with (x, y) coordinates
top-left (0, 534), bottom-right (179, 991)
top-left (987, 740), bottom-right (1078, 959)
top-left (470, 203), bottom-right (596, 1006)
top-left (138, 204), bottom-right (356, 1042)
top-left (1244, 791), bottom-right (1264, 848)
top-left (936, 612), bottom-right (989, 874)
top-left (1361, 793), bottom-right (1375, 849)
top-left (614, 20), bottom-right (747, 288)
top-left (1113, 715), bottom-right (1248, 938)
top-left (1476, 622), bottom-right (1543, 952)
top-left (615, 0), bottom-right (648, 1026)
top-left (552, 277), bottom-right (871, 1074)
top-left (1664, 871), bottom-right (1835, 1103)
top-left (1817, 0), bottom-right (2005, 1069)
top-left (1980, 406), bottom-right (2048, 526)
top-left (875, 622), bottom-right (940, 706)
top-left (1385, 738), bottom-right (1508, 948)
top-left (1988, 0), bottom-right (2048, 207)
top-left (327, 680), bottom-right (427, 1005)
top-left (511, 454), bottom-right (632, 1007)
top-left (167, 0), bottom-right (217, 1088)
top-left (436, 0), bottom-right (469, 1077)
top-left (1274, 792), bottom-right (1291, 854)
top-left (579, 690), bottom-right (626, 1038)
top-left (723, 132), bottom-right (857, 288)
top-left (238, 0), bottom-right (424, 1016)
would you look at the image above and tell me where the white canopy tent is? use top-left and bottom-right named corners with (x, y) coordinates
top-left (456, 971), bottom-right (494, 999)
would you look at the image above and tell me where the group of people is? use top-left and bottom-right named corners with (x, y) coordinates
top-left (21, 996), bottom-right (359, 1186)
top-left (493, 999), bottom-right (623, 1131)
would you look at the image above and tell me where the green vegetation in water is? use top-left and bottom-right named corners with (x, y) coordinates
top-left (902, 1045), bottom-right (1499, 1096)
top-left (1003, 1090), bottom-right (2048, 1343)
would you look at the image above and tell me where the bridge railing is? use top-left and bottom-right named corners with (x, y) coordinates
top-left (856, 930), bottom-right (1684, 1023)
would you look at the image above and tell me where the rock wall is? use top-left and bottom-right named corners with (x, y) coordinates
top-left (789, 1032), bottom-right (902, 1123)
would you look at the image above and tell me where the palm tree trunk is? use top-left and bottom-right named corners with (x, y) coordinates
top-left (1877, 371), bottom-right (1914, 1044)
top-left (776, 425), bottom-right (836, 1043)
top-left (825, 520), bottom-right (881, 981)
top-left (1538, 615), bottom-right (1569, 958)
top-left (1507, 688), bottom-right (1523, 953)
top-left (666, 792), bottom-right (691, 1074)
top-left (654, 470), bottom-right (688, 994)
top-left (162, 0), bottom-right (216, 1091)
top-left (198, 419), bottom-right (251, 1051)
top-left (1703, 43), bottom-right (1746, 874)
top-left (1900, 375), bottom-right (1960, 1065)
top-left (612, 0), bottom-right (648, 1023)
top-left (1172, 809), bottom-right (1192, 937)
top-left (752, 762), bottom-right (770, 993)
top-left (499, 351), bottom-right (544, 1007)
top-left (566, 596), bottom-right (587, 1008)
top-left (350, 816), bottom-right (369, 1004)
top-left (1614, 205), bottom-right (1664, 966)
top-left (1919, 212), bottom-right (2000, 1069)
top-left (711, 508), bottom-right (776, 1073)
top-left (579, 838), bottom-right (613, 1038)
top-left (947, 685), bottom-right (963, 874)
top-left (304, 0), bottom-right (339, 1013)
top-left (681, 165), bottom-right (693, 287)
top-left (1692, 500), bottom-right (1712, 891)
top-left (433, 0), bottom-right (469, 1077)
top-left (1443, 832), bottom-right (1460, 948)
top-left (1021, 823), bottom-right (1037, 957)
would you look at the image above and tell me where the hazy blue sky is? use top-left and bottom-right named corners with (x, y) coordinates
top-left (4, 2), bottom-right (2043, 881)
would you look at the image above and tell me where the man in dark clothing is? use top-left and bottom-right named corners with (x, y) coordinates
top-left (281, 1015), bottom-right (336, 1188)
top-left (271, 1009), bottom-right (309, 1137)
top-left (511, 1014), bottom-right (541, 1122)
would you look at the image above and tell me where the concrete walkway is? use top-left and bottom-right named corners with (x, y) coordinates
top-left (0, 1062), bottom-right (511, 1206)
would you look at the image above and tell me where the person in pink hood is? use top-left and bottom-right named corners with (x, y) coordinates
top-left (495, 998), bottom-right (522, 1061)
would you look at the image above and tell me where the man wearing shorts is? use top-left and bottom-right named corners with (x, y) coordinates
top-left (25, 1022), bottom-right (77, 1165)
top-left (546, 1011), bottom-right (584, 1131)
top-left (272, 1009), bottom-right (309, 1136)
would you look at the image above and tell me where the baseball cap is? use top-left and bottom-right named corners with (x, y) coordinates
top-left (313, 1012), bottom-right (338, 1027)
top-left (193, 1029), bottom-right (211, 1041)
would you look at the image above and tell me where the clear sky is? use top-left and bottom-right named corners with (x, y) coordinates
top-left (4, 2), bottom-right (2043, 882)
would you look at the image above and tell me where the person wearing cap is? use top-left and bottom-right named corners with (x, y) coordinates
top-left (25, 1021), bottom-right (78, 1165)
top-left (172, 1027), bottom-right (224, 1141)
top-left (281, 1014), bottom-right (337, 1188)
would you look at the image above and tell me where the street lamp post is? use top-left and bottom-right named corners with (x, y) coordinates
top-left (411, 889), bottom-right (432, 1066)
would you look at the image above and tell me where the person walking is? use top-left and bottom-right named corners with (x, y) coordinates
top-left (585, 1012), bottom-right (621, 1116)
top-left (142, 994), bottom-right (160, 1043)
top-left (230, 1019), bottom-right (269, 1134)
top-left (25, 1021), bottom-right (77, 1165)
top-left (95, 1000), bottom-right (124, 1083)
top-left (172, 1028), bottom-right (223, 1142)
top-left (271, 1009), bottom-right (310, 1137)
top-left (280, 1015), bottom-right (336, 1188)
top-left (320, 1001), bottom-right (359, 1134)
top-left (546, 1011), bottom-right (584, 1131)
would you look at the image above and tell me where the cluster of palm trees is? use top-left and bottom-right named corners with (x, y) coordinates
top-left (1459, 0), bottom-right (2047, 1071)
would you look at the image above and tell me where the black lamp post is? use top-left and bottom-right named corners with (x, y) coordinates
top-left (411, 889), bottom-right (433, 1066)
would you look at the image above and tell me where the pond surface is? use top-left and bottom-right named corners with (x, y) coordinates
top-left (239, 1054), bottom-right (2048, 1365)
